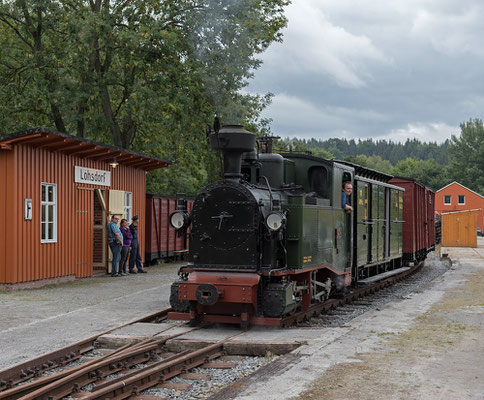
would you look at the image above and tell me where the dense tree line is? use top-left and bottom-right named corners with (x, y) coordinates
top-left (0, 0), bottom-right (289, 196)
top-left (282, 137), bottom-right (450, 165)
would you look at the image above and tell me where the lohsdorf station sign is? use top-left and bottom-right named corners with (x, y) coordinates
top-left (74, 166), bottom-right (111, 187)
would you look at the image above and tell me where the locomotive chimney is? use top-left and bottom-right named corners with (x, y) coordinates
top-left (209, 125), bottom-right (256, 180)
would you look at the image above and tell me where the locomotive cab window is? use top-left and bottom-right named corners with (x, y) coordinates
top-left (308, 166), bottom-right (329, 198)
top-left (342, 172), bottom-right (352, 195)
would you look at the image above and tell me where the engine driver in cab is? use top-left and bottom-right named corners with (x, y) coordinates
top-left (342, 181), bottom-right (353, 213)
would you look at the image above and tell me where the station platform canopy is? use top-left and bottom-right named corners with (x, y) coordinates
top-left (0, 127), bottom-right (170, 170)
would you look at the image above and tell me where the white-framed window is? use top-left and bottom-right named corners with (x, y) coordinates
top-left (458, 195), bottom-right (465, 205)
top-left (124, 191), bottom-right (132, 220)
top-left (41, 183), bottom-right (57, 243)
top-left (444, 195), bottom-right (451, 205)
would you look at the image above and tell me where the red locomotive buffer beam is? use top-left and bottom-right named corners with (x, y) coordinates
top-left (168, 271), bottom-right (282, 326)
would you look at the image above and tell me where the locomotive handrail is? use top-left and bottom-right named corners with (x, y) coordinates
top-left (259, 175), bottom-right (274, 210)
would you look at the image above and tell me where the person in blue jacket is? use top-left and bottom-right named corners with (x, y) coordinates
top-left (129, 216), bottom-right (147, 273)
top-left (342, 181), bottom-right (353, 214)
top-left (107, 215), bottom-right (123, 277)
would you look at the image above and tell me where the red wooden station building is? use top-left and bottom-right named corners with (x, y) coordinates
top-left (0, 128), bottom-right (169, 288)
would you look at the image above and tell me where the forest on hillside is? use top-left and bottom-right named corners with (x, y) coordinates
top-left (296, 137), bottom-right (449, 165)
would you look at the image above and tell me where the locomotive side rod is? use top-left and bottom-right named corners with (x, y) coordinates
top-left (279, 261), bottom-right (424, 327)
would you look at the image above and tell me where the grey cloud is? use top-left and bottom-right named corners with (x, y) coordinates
top-left (248, 0), bottom-right (484, 143)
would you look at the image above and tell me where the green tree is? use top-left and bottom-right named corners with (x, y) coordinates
top-left (0, 0), bottom-right (289, 196)
top-left (311, 147), bottom-right (333, 159)
top-left (448, 118), bottom-right (484, 194)
top-left (345, 154), bottom-right (393, 174)
top-left (391, 158), bottom-right (449, 191)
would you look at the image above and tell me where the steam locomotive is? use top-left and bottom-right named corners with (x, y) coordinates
top-left (168, 125), bottom-right (434, 327)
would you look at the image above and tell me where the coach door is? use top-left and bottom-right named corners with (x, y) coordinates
top-left (370, 184), bottom-right (385, 262)
top-left (389, 189), bottom-right (403, 258)
top-left (355, 181), bottom-right (370, 266)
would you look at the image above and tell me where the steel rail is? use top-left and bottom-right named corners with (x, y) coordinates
top-left (0, 341), bottom-right (136, 400)
top-left (79, 330), bottom-right (248, 400)
top-left (13, 330), bottom-right (195, 400)
top-left (0, 307), bottom-right (171, 391)
top-left (80, 342), bottom-right (226, 399)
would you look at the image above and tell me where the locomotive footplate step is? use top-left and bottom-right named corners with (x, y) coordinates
top-left (357, 266), bottom-right (410, 285)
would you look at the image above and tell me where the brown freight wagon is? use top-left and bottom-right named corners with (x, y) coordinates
top-left (0, 128), bottom-right (169, 287)
top-left (389, 177), bottom-right (435, 263)
top-left (145, 194), bottom-right (194, 263)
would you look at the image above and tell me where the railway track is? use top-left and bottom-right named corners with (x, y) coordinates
top-left (0, 308), bottom-right (172, 393)
top-left (0, 262), bottom-right (425, 400)
top-left (0, 323), bottom-right (247, 400)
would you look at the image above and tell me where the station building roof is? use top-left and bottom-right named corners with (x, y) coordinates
top-left (0, 127), bottom-right (170, 171)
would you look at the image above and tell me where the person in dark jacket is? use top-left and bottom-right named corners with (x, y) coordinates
top-left (119, 219), bottom-right (133, 275)
top-left (129, 216), bottom-right (147, 273)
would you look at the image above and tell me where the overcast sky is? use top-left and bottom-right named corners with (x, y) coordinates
top-left (248, 0), bottom-right (484, 143)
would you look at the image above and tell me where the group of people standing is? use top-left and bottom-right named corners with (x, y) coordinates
top-left (107, 215), bottom-right (147, 277)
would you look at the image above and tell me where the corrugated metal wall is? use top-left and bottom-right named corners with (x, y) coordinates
top-left (0, 151), bottom-right (6, 282)
top-left (0, 144), bottom-right (147, 284)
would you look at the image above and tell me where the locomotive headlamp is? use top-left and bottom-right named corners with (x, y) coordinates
top-left (265, 212), bottom-right (286, 232)
top-left (170, 211), bottom-right (190, 230)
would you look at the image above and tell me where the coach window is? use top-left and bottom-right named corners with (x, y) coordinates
top-left (444, 195), bottom-right (451, 205)
top-left (458, 195), bottom-right (465, 205)
top-left (124, 191), bottom-right (132, 220)
top-left (41, 183), bottom-right (57, 243)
